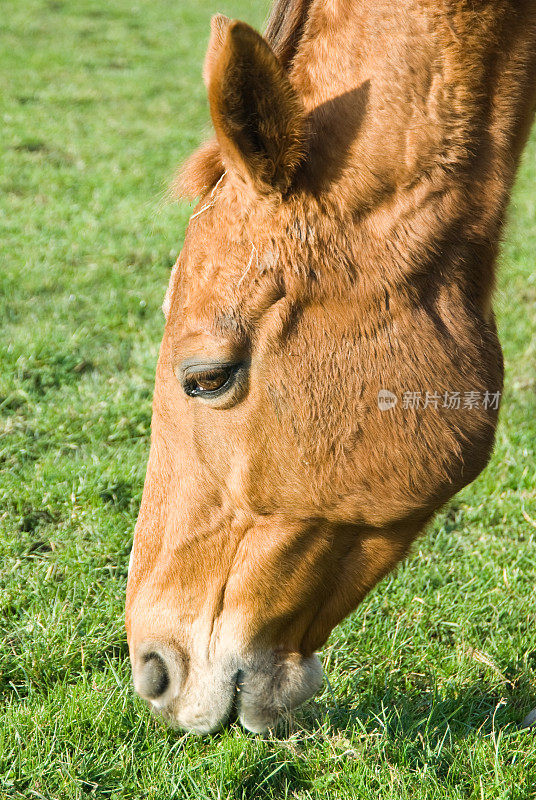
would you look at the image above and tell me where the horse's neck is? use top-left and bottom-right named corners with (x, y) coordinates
top-left (290, 0), bottom-right (536, 214)
top-left (287, 0), bottom-right (536, 307)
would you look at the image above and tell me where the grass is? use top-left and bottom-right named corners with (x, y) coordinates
top-left (0, 0), bottom-right (535, 797)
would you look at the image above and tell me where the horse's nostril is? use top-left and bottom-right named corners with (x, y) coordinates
top-left (139, 652), bottom-right (169, 699)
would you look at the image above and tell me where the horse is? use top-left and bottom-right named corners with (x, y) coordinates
top-left (125, 0), bottom-right (536, 733)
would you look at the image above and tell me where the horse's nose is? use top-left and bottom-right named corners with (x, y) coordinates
top-left (133, 644), bottom-right (184, 706)
top-left (137, 652), bottom-right (169, 699)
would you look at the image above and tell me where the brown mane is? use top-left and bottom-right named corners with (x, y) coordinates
top-left (264, 0), bottom-right (314, 67)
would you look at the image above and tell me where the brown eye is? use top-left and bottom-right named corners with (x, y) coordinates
top-left (190, 370), bottom-right (230, 393)
top-left (178, 359), bottom-right (249, 407)
top-left (182, 365), bottom-right (237, 398)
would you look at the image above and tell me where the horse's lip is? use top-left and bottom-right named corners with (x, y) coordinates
top-left (225, 668), bottom-right (244, 727)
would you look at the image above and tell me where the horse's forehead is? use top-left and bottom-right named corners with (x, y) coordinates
top-left (175, 230), bottom-right (284, 332)
top-left (166, 255), bottom-right (247, 342)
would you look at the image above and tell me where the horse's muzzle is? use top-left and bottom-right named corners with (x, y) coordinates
top-left (132, 642), bottom-right (323, 734)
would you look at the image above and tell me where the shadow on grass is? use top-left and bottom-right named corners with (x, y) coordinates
top-left (306, 670), bottom-right (536, 741)
top-left (214, 686), bottom-right (512, 799)
top-left (231, 758), bottom-right (310, 800)
top-left (70, 669), bottom-right (535, 800)
top-left (214, 676), bottom-right (536, 798)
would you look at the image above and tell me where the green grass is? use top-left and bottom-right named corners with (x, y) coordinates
top-left (1, 0), bottom-right (535, 797)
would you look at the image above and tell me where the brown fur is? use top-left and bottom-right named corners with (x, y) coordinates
top-left (127, 0), bottom-right (536, 733)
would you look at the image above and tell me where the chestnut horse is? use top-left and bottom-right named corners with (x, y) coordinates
top-left (126, 0), bottom-right (536, 733)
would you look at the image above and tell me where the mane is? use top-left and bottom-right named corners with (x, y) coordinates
top-left (264, 0), bottom-right (314, 69)
top-left (169, 0), bottom-right (313, 201)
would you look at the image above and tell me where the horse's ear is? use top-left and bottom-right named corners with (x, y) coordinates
top-left (203, 15), bottom-right (232, 88)
top-left (205, 17), bottom-right (306, 195)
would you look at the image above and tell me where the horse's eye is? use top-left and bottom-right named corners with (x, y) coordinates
top-left (177, 359), bottom-right (249, 408)
top-left (183, 367), bottom-right (234, 397)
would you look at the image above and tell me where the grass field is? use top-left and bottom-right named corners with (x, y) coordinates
top-left (1, 0), bottom-right (536, 797)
